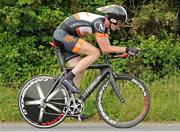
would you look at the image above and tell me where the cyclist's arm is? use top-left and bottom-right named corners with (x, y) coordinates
top-left (95, 32), bottom-right (126, 54)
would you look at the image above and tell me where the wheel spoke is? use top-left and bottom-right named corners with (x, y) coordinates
top-left (48, 97), bottom-right (66, 100)
top-left (38, 108), bottom-right (44, 123)
top-left (46, 88), bottom-right (60, 102)
top-left (36, 83), bottom-right (45, 99)
top-left (43, 111), bottom-right (62, 116)
top-left (49, 101), bottom-right (66, 106)
top-left (46, 103), bottom-right (61, 113)
top-left (25, 100), bottom-right (41, 105)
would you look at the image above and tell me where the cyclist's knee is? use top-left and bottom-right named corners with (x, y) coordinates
top-left (91, 48), bottom-right (100, 58)
top-left (78, 41), bottom-right (100, 57)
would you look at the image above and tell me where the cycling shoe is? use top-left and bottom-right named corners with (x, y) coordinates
top-left (60, 77), bottom-right (80, 94)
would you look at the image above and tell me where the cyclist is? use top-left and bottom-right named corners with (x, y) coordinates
top-left (53, 5), bottom-right (139, 95)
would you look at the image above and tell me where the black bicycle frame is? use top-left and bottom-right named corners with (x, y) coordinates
top-left (45, 47), bottom-right (122, 103)
top-left (79, 65), bottom-right (110, 102)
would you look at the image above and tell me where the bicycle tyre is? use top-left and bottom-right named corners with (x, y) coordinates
top-left (96, 74), bottom-right (150, 128)
top-left (18, 75), bottom-right (69, 128)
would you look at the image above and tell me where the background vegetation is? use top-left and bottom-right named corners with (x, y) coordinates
top-left (0, 0), bottom-right (179, 122)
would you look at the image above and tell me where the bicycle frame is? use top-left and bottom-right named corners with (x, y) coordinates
top-left (45, 46), bottom-right (122, 103)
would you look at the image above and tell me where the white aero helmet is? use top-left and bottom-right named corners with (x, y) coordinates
top-left (97, 5), bottom-right (128, 24)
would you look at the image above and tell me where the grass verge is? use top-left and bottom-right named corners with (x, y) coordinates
top-left (0, 73), bottom-right (179, 122)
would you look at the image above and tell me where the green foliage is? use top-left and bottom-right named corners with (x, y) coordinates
top-left (111, 32), bottom-right (180, 82)
top-left (0, 87), bottom-right (21, 121)
top-left (146, 73), bottom-right (180, 121)
top-left (140, 32), bottom-right (180, 76)
top-left (130, 1), bottom-right (177, 37)
top-left (77, 0), bottom-right (124, 12)
top-left (0, 0), bottom-right (65, 87)
top-left (0, 0), bottom-right (179, 88)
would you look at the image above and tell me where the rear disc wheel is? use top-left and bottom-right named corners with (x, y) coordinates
top-left (18, 75), bottom-right (69, 128)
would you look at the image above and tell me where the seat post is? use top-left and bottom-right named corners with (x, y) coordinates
top-left (54, 47), bottom-right (66, 72)
top-left (104, 55), bottom-right (110, 65)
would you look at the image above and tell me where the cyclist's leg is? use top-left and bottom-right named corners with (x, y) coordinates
top-left (53, 29), bottom-right (82, 93)
top-left (54, 28), bottom-right (100, 72)
top-left (71, 39), bottom-right (100, 75)
top-left (64, 40), bottom-right (100, 93)
top-left (67, 56), bottom-right (84, 88)
top-left (53, 29), bottom-right (100, 93)
top-left (61, 39), bottom-right (100, 93)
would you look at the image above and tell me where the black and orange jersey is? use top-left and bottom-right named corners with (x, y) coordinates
top-left (53, 12), bottom-right (111, 61)
top-left (58, 12), bottom-right (109, 38)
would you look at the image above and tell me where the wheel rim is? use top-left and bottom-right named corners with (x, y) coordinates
top-left (19, 76), bottom-right (69, 128)
top-left (97, 77), bottom-right (150, 128)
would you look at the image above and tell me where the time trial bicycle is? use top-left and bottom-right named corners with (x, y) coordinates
top-left (18, 41), bottom-right (150, 128)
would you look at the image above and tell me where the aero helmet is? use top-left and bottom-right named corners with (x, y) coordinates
top-left (97, 5), bottom-right (128, 24)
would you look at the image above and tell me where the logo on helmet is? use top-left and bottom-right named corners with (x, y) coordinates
top-left (110, 18), bottom-right (117, 24)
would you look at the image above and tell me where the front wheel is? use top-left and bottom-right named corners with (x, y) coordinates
top-left (96, 74), bottom-right (150, 128)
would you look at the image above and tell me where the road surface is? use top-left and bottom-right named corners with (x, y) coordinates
top-left (0, 121), bottom-right (180, 132)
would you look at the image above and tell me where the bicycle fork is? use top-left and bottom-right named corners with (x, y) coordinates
top-left (110, 73), bottom-right (125, 103)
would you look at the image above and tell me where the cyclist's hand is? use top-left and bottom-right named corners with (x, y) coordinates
top-left (126, 47), bottom-right (140, 56)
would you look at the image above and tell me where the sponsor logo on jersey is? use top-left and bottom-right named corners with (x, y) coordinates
top-left (70, 22), bottom-right (89, 28)
top-left (94, 21), bottom-right (105, 33)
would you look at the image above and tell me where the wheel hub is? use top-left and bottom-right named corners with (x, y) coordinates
top-left (39, 99), bottom-right (46, 108)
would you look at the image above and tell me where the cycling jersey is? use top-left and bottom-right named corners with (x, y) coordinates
top-left (53, 12), bottom-right (109, 61)
top-left (59, 12), bottom-right (109, 36)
